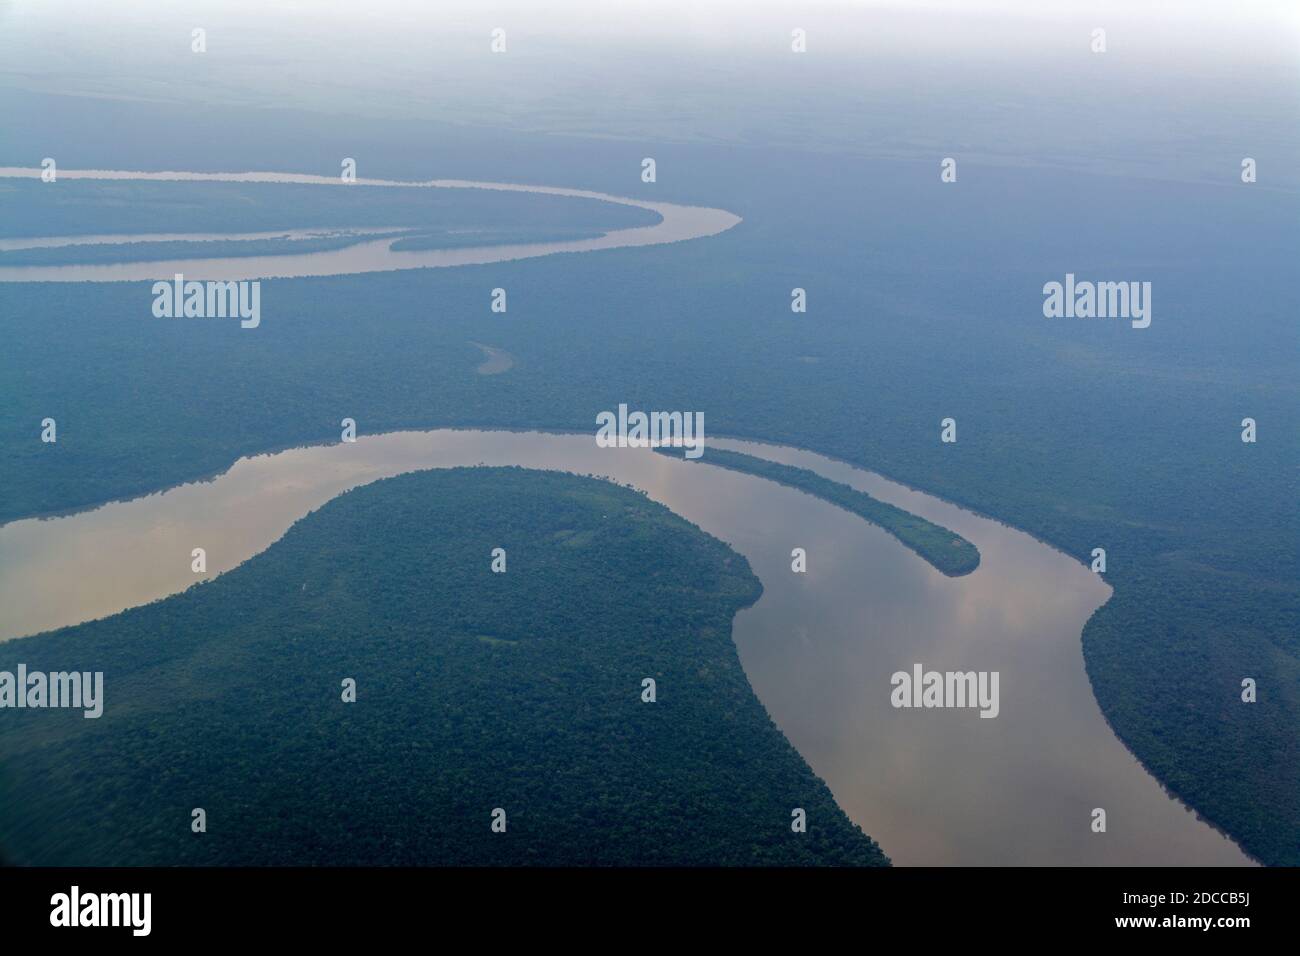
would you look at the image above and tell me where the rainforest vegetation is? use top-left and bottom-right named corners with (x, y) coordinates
top-left (0, 228), bottom-right (612, 268)
top-left (0, 178), bottom-right (659, 241)
top-left (389, 227), bottom-right (605, 251)
top-left (0, 232), bottom-right (412, 266)
top-left (657, 446), bottom-right (980, 576)
top-left (0, 468), bottom-right (889, 866)
top-left (1, 92), bottom-right (1295, 865)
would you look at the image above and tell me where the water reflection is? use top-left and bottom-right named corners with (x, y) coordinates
top-left (0, 430), bottom-right (1251, 865)
top-left (0, 168), bottom-right (738, 283)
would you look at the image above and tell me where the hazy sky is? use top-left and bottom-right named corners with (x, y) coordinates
top-left (4, 0), bottom-right (1296, 76)
top-left (2, 0), bottom-right (1296, 187)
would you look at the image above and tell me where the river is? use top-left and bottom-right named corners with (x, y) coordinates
top-left (0, 429), bottom-right (1252, 865)
top-left (0, 167), bottom-right (739, 282)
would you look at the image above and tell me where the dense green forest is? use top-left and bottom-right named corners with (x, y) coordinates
top-left (1, 94), bottom-right (1295, 865)
top-left (0, 468), bottom-right (889, 866)
top-left (1, 232), bottom-right (1293, 865)
top-left (656, 446), bottom-right (979, 576)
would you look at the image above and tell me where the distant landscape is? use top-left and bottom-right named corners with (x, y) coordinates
top-left (0, 0), bottom-right (1295, 872)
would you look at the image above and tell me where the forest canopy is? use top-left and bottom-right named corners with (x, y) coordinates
top-left (657, 446), bottom-right (980, 577)
top-left (0, 468), bottom-right (889, 867)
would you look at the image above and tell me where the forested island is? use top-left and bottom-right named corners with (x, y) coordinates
top-left (0, 226), bottom-right (609, 268)
top-left (389, 226), bottom-right (605, 251)
top-left (0, 232), bottom-right (411, 266)
top-left (0, 468), bottom-right (889, 867)
top-left (657, 446), bottom-right (980, 577)
top-left (0, 178), bottom-right (660, 242)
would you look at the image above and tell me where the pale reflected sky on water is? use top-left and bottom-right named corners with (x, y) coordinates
top-left (0, 431), bottom-right (1253, 865)
top-left (0, 0), bottom-right (1280, 867)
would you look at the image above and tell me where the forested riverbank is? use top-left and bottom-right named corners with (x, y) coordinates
top-left (0, 468), bottom-right (889, 866)
top-left (657, 445), bottom-right (980, 576)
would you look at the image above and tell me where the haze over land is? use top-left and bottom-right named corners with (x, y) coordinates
top-left (0, 0), bottom-right (1295, 866)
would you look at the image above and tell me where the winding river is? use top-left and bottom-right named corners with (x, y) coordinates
top-left (0, 167), bottom-right (1251, 864)
top-left (0, 431), bottom-right (1251, 866)
top-left (0, 167), bottom-right (738, 282)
